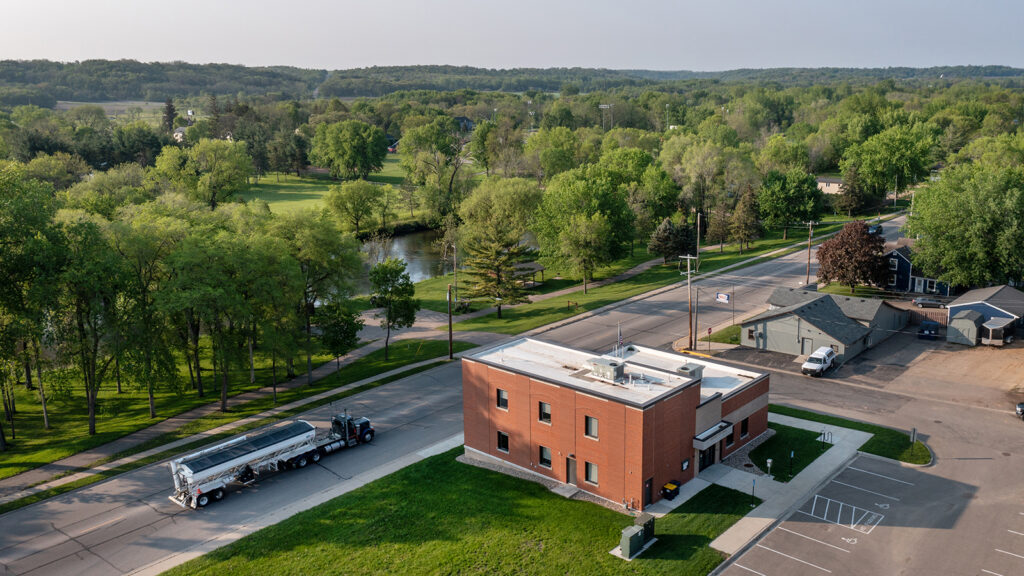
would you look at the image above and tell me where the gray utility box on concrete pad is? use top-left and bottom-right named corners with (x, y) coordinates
top-left (635, 513), bottom-right (655, 543)
top-left (620, 525), bottom-right (645, 558)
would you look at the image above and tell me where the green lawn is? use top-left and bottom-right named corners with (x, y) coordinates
top-left (748, 423), bottom-right (828, 482)
top-left (166, 448), bottom-right (756, 576)
top-left (239, 173), bottom-right (333, 212)
top-left (818, 284), bottom-right (896, 298)
top-left (365, 155), bottom-right (407, 186)
top-left (0, 338), bottom-right (336, 482)
top-left (700, 325), bottom-right (740, 345)
top-left (769, 405), bottom-right (930, 465)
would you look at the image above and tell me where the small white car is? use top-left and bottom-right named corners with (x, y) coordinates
top-left (801, 347), bottom-right (836, 377)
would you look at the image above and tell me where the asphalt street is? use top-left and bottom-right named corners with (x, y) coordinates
top-left (537, 216), bottom-right (907, 353)
top-left (0, 362), bottom-right (465, 576)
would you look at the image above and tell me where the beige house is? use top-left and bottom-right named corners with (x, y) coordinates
top-left (816, 176), bottom-right (843, 195)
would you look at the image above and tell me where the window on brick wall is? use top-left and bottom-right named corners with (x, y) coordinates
top-left (725, 432), bottom-right (735, 447)
top-left (585, 416), bottom-right (598, 439)
top-left (539, 445), bottom-right (552, 468)
top-left (741, 417), bottom-right (749, 438)
top-left (538, 401), bottom-right (551, 424)
top-left (496, 388), bottom-right (508, 409)
top-left (585, 461), bottom-right (598, 485)
top-left (497, 431), bottom-right (509, 453)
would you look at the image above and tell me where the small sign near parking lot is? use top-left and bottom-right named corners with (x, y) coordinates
top-left (716, 292), bottom-right (729, 303)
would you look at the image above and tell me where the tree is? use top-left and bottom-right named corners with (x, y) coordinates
top-left (268, 130), bottom-right (309, 177)
top-left (310, 120), bottom-right (387, 180)
top-left (524, 127), bottom-right (578, 180)
top-left (705, 203), bottom-right (732, 252)
top-left (459, 177), bottom-right (542, 245)
top-left (461, 228), bottom-right (535, 319)
top-left (756, 134), bottom-right (809, 174)
top-left (730, 188), bottom-right (760, 253)
top-left (757, 169), bottom-right (823, 239)
top-left (108, 204), bottom-right (186, 418)
top-left (153, 139), bottom-right (253, 209)
top-left (816, 221), bottom-right (887, 293)
top-left (273, 210), bottom-right (361, 383)
top-left (369, 258), bottom-right (420, 361)
top-left (833, 163), bottom-right (867, 216)
top-left (840, 124), bottom-right (934, 203)
top-left (317, 301), bottom-right (363, 370)
top-left (54, 210), bottom-right (126, 435)
top-left (468, 120), bottom-right (494, 175)
top-left (647, 218), bottom-right (695, 263)
top-left (112, 121), bottom-right (163, 167)
top-left (162, 98), bottom-right (177, 133)
top-left (326, 179), bottom-right (381, 235)
top-left (904, 163), bottom-right (1024, 286)
top-left (25, 152), bottom-right (90, 190)
top-left (558, 213), bottom-right (611, 294)
top-left (400, 116), bottom-right (466, 220)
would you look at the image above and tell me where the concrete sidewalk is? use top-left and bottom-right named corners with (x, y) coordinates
top-left (643, 413), bottom-right (872, 557)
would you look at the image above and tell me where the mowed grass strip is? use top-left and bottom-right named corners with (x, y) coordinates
top-left (769, 404), bottom-right (930, 465)
top-left (700, 325), bottom-right (740, 345)
top-left (166, 449), bottom-right (756, 576)
top-left (0, 357), bottom-right (456, 516)
top-left (748, 423), bottom-right (828, 482)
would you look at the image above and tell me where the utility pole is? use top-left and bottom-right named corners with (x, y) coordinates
top-left (447, 284), bottom-right (453, 360)
top-left (680, 255), bottom-right (698, 350)
top-left (694, 287), bottom-right (700, 351)
top-left (804, 221), bottom-right (815, 286)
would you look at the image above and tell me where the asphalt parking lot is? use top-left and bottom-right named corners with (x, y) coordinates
top-left (720, 454), bottom-right (976, 576)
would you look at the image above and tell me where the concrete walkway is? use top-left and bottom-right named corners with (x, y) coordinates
top-left (643, 413), bottom-right (872, 557)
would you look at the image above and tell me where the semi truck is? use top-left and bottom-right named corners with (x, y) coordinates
top-left (168, 413), bottom-right (374, 508)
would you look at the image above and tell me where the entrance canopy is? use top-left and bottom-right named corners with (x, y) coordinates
top-left (694, 421), bottom-right (733, 450)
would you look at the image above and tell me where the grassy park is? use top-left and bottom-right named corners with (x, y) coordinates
top-left (166, 448), bottom-right (756, 576)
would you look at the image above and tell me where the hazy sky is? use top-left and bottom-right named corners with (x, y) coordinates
top-left (4, 0), bottom-right (1022, 70)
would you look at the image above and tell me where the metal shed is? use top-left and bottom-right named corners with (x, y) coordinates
top-left (947, 310), bottom-right (983, 346)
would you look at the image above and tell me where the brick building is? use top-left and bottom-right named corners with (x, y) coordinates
top-left (462, 338), bottom-right (769, 511)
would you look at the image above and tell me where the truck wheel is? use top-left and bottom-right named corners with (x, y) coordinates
top-left (311, 450), bottom-right (322, 463)
top-left (196, 493), bottom-right (210, 507)
top-left (362, 430), bottom-right (374, 444)
top-left (295, 456), bottom-right (308, 468)
top-left (212, 488), bottom-right (225, 501)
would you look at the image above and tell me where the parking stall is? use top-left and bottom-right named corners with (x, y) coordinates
top-left (721, 455), bottom-right (924, 576)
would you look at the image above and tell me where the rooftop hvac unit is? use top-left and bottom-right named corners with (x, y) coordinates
top-left (677, 363), bottom-right (704, 380)
top-left (590, 357), bottom-right (625, 382)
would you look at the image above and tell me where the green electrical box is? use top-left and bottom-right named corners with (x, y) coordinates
top-left (635, 513), bottom-right (655, 543)
top-left (620, 525), bottom-right (645, 558)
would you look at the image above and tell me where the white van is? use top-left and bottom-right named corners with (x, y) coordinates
top-left (801, 347), bottom-right (836, 377)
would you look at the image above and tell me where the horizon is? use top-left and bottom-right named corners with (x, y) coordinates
top-left (4, 0), bottom-right (1023, 71)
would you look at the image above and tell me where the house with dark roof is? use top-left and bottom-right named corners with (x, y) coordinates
top-left (741, 296), bottom-right (871, 364)
top-left (946, 285), bottom-right (1024, 346)
top-left (883, 241), bottom-right (955, 297)
top-left (816, 176), bottom-right (843, 195)
top-left (767, 287), bottom-right (909, 347)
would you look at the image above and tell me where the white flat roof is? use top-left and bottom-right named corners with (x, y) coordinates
top-left (467, 338), bottom-right (765, 408)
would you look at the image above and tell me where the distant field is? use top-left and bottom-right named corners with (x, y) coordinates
top-left (56, 100), bottom-right (164, 125)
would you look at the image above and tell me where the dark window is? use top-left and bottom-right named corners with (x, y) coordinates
top-left (747, 328), bottom-right (755, 340)
top-left (585, 461), bottom-right (598, 485)
top-left (539, 446), bottom-right (552, 468)
top-left (889, 258), bottom-right (899, 271)
top-left (585, 416), bottom-right (598, 439)
top-left (725, 432), bottom-right (735, 447)
top-left (888, 274), bottom-right (897, 286)
top-left (496, 389), bottom-right (508, 409)
top-left (741, 417), bottom-right (749, 438)
top-left (497, 431), bottom-right (509, 453)
top-left (538, 402), bottom-right (551, 424)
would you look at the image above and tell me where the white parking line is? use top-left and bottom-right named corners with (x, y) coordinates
top-left (778, 527), bottom-right (851, 553)
top-left (982, 569), bottom-right (1005, 576)
top-left (734, 564), bottom-right (768, 576)
top-left (996, 549), bottom-right (1024, 560)
top-left (756, 544), bottom-right (832, 573)
top-left (1008, 530), bottom-right (1024, 537)
top-left (847, 466), bottom-right (915, 486)
top-left (832, 480), bottom-right (900, 501)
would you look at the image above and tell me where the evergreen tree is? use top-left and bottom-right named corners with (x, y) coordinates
top-left (730, 189), bottom-right (760, 253)
top-left (462, 227), bottom-right (535, 319)
top-left (162, 98), bottom-right (176, 133)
